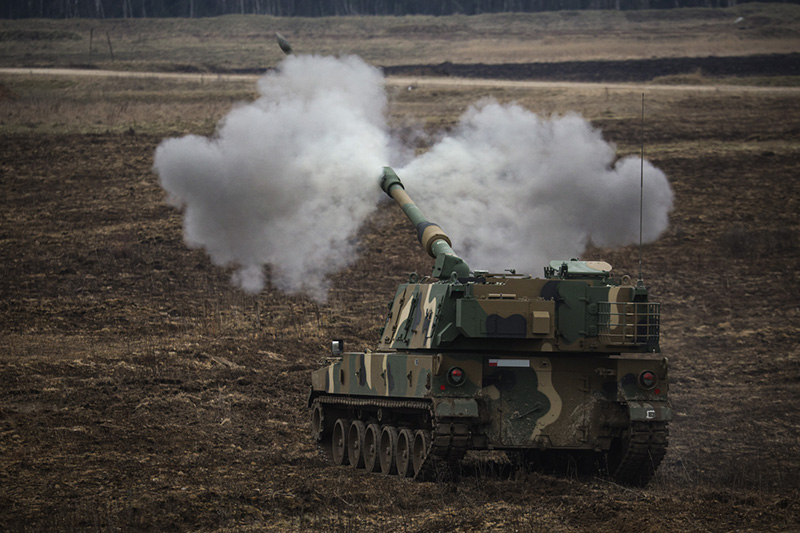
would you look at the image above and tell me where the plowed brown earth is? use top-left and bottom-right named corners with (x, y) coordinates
top-left (1, 65), bottom-right (800, 531)
top-left (383, 53), bottom-right (800, 82)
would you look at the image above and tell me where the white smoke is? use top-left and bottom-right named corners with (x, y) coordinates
top-left (154, 56), bottom-right (673, 301)
top-left (399, 100), bottom-right (673, 274)
top-left (154, 55), bottom-right (391, 299)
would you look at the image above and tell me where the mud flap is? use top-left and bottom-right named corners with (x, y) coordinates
top-left (627, 401), bottom-right (672, 422)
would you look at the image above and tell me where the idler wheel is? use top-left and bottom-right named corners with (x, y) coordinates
top-left (379, 425), bottom-right (398, 475)
top-left (412, 429), bottom-right (431, 477)
top-left (347, 420), bottom-right (366, 469)
top-left (363, 423), bottom-right (382, 473)
top-left (396, 428), bottom-right (415, 478)
top-left (332, 418), bottom-right (349, 466)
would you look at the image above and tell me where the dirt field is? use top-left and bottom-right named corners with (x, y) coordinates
top-left (2, 9), bottom-right (800, 532)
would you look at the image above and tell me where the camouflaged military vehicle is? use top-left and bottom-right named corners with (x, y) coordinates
top-left (309, 167), bottom-right (670, 485)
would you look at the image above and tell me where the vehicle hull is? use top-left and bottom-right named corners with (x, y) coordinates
top-left (310, 350), bottom-right (670, 484)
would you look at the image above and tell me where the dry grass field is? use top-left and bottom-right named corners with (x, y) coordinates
top-left (1, 3), bottom-right (800, 71)
top-left (2, 5), bottom-right (800, 531)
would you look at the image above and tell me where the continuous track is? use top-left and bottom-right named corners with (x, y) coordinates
top-left (610, 421), bottom-right (670, 486)
top-left (311, 396), bottom-right (668, 486)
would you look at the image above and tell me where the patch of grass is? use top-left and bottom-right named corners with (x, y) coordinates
top-left (721, 75), bottom-right (800, 87)
top-left (653, 69), bottom-right (800, 87)
top-left (719, 224), bottom-right (799, 261)
top-left (0, 74), bottom-right (256, 135)
top-left (0, 29), bottom-right (82, 41)
top-left (652, 68), bottom-right (713, 85)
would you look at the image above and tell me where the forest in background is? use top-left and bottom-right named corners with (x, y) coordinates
top-left (3, 0), bottom-right (794, 20)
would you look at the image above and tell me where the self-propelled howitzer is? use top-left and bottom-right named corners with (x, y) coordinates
top-left (310, 167), bottom-right (670, 485)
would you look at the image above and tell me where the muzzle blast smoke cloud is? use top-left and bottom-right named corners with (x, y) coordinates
top-left (154, 55), bottom-right (673, 301)
top-left (154, 55), bottom-right (391, 299)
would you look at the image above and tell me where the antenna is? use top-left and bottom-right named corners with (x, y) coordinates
top-left (637, 93), bottom-right (645, 288)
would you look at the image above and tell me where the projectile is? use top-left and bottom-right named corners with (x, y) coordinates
top-left (275, 32), bottom-right (293, 55)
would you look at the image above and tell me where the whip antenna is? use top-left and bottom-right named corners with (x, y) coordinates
top-left (637, 93), bottom-right (645, 288)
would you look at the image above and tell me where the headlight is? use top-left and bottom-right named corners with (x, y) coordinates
top-left (447, 367), bottom-right (466, 386)
top-left (639, 370), bottom-right (657, 390)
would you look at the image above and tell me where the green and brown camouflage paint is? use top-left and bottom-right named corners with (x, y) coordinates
top-left (310, 167), bottom-right (669, 464)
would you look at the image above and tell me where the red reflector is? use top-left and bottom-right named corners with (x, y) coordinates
top-left (440, 385), bottom-right (446, 391)
top-left (655, 388), bottom-right (661, 395)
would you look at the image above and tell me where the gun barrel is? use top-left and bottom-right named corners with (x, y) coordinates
top-left (380, 167), bottom-right (470, 279)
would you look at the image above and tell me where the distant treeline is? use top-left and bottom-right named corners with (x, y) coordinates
top-left (2, 0), bottom-right (795, 19)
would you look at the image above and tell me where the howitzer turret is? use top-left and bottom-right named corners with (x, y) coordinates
top-left (309, 167), bottom-right (671, 486)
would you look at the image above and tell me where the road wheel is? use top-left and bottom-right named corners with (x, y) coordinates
top-left (363, 423), bottom-right (382, 473)
top-left (332, 418), bottom-right (349, 466)
top-left (396, 428), bottom-right (415, 478)
top-left (379, 425), bottom-right (398, 475)
top-left (348, 420), bottom-right (366, 469)
top-left (412, 429), bottom-right (430, 478)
